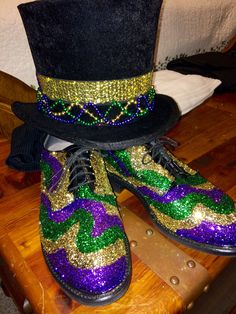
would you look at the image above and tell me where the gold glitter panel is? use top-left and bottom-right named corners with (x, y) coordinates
top-left (129, 146), bottom-right (174, 181)
top-left (90, 151), bottom-right (113, 196)
top-left (105, 162), bottom-right (168, 196)
top-left (37, 72), bottom-right (153, 104)
top-left (41, 223), bottom-right (126, 269)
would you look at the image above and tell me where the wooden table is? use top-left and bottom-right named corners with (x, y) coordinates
top-left (0, 93), bottom-right (235, 314)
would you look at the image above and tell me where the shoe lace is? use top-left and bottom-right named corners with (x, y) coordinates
top-left (48, 145), bottom-right (96, 194)
top-left (142, 136), bottom-right (188, 178)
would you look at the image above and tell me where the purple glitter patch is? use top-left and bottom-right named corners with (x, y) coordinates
top-left (41, 193), bottom-right (123, 237)
top-left (47, 249), bottom-right (127, 294)
top-left (138, 184), bottom-right (224, 203)
top-left (177, 221), bottom-right (236, 246)
top-left (107, 151), bottom-right (131, 176)
top-left (41, 150), bottom-right (63, 191)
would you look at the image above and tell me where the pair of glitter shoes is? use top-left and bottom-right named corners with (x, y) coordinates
top-left (40, 138), bottom-right (236, 306)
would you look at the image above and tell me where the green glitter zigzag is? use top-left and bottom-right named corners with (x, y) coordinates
top-left (175, 172), bottom-right (208, 186)
top-left (40, 204), bottom-right (125, 253)
top-left (144, 193), bottom-right (234, 220)
top-left (40, 160), bottom-right (53, 188)
top-left (76, 185), bottom-right (116, 206)
top-left (105, 150), bottom-right (172, 191)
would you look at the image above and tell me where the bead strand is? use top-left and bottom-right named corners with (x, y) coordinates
top-left (37, 87), bottom-right (156, 126)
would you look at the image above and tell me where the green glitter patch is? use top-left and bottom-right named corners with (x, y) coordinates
top-left (105, 150), bottom-right (172, 191)
top-left (40, 204), bottom-right (125, 253)
top-left (40, 160), bottom-right (52, 188)
top-left (76, 185), bottom-right (116, 206)
top-left (144, 194), bottom-right (235, 220)
top-left (175, 173), bottom-right (207, 186)
top-left (138, 169), bottom-right (172, 190)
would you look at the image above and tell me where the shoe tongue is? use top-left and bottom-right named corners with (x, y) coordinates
top-left (44, 136), bottom-right (95, 194)
top-left (146, 143), bottom-right (189, 179)
top-left (64, 146), bottom-right (95, 195)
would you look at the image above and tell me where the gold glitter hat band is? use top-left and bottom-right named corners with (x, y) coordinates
top-left (37, 71), bottom-right (153, 104)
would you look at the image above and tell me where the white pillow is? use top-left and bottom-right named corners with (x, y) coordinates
top-left (153, 70), bottom-right (221, 115)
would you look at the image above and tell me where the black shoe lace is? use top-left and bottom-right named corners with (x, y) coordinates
top-left (48, 145), bottom-right (95, 194)
top-left (142, 136), bottom-right (188, 178)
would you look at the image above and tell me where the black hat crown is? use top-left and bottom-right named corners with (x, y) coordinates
top-left (19, 0), bottom-right (162, 81)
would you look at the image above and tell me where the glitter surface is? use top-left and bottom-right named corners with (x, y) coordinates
top-left (40, 148), bottom-right (131, 300)
top-left (41, 222), bottom-right (126, 268)
top-left (175, 173), bottom-right (208, 186)
top-left (76, 185), bottom-right (116, 206)
top-left (40, 202), bottom-right (125, 254)
top-left (90, 151), bottom-right (115, 195)
top-left (41, 150), bottom-right (63, 191)
top-left (106, 151), bottom-right (131, 176)
top-left (41, 193), bottom-right (123, 232)
top-left (38, 71), bottom-right (153, 104)
top-left (40, 161), bottom-right (52, 188)
top-left (46, 249), bottom-right (127, 294)
top-left (150, 204), bottom-right (236, 231)
top-left (143, 190), bottom-right (234, 220)
top-left (105, 148), bottom-right (173, 191)
top-left (104, 144), bottom-right (236, 252)
top-left (177, 221), bottom-right (236, 246)
top-left (139, 185), bottom-right (225, 204)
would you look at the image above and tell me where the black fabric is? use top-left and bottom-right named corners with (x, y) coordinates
top-left (12, 94), bottom-right (180, 150)
top-left (6, 124), bottom-right (46, 171)
top-left (167, 51), bottom-right (236, 93)
top-left (19, 0), bottom-right (162, 80)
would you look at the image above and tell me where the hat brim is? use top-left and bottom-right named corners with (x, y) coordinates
top-left (12, 94), bottom-right (180, 150)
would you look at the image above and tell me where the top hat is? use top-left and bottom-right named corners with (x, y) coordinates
top-left (12, 0), bottom-right (180, 150)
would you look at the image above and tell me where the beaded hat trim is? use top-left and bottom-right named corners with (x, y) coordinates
top-left (37, 72), bottom-right (158, 127)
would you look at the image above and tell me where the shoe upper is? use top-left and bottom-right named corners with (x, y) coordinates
top-left (40, 146), bottom-right (131, 301)
top-left (104, 141), bottom-right (236, 254)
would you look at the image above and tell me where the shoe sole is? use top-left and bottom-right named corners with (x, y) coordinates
top-left (108, 173), bottom-right (236, 257)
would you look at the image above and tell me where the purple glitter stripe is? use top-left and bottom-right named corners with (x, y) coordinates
top-left (41, 150), bottom-right (63, 191)
top-left (107, 151), bottom-right (131, 176)
top-left (138, 184), bottom-right (224, 203)
top-left (41, 193), bottom-right (123, 237)
top-left (176, 221), bottom-right (236, 247)
top-left (47, 249), bottom-right (127, 294)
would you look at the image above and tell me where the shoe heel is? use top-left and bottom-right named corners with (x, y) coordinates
top-left (110, 181), bottom-right (125, 193)
top-left (108, 175), bottom-right (125, 193)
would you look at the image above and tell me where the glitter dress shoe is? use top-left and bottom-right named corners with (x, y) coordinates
top-left (40, 144), bottom-right (131, 306)
top-left (104, 138), bottom-right (236, 256)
